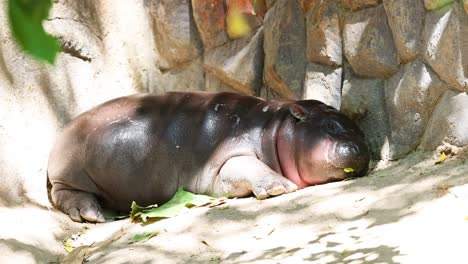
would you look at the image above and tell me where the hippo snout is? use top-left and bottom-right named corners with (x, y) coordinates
top-left (329, 140), bottom-right (370, 177)
top-left (336, 143), bottom-right (359, 157)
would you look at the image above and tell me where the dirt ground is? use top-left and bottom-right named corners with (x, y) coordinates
top-left (1, 147), bottom-right (467, 264)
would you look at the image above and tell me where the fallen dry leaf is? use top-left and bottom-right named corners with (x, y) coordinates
top-left (435, 152), bottom-right (447, 165)
top-left (433, 184), bottom-right (452, 197)
top-left (63, 229), bottom-right (92, 253)
top-left (61, 228), bottom-right (125, 264)
top-left (253, 227), bottom-right (275, 240)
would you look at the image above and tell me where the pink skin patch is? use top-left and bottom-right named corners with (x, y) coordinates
top-left (300, 139), bottom-right (335, 185)
top-left (277, 133), bottom-right (308, 188)
top-left (277, 125), bottom-right (335, 189)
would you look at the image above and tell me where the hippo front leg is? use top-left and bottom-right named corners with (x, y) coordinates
top-left (212, 156), bottom-right (298, 199)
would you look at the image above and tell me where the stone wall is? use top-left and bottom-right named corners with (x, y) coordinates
top-left (144, 0), bottom-right (468, 160)
top-left (0, 0), bottom-right (466, 206)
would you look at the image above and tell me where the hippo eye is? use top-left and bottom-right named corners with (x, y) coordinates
top-left (322, 120), bottom-right (343, 135)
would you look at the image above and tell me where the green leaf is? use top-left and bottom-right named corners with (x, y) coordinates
top-left (343, 167), bottom-right (354, 173)
top-left (8, 0), bottom-right (61, 63)
top-left (210, 256), bottom-right (221, 264)
top-left (131, 188), bottom-right (214, 222)
top-left (103, 208), bottom-right (130, 220)
top-left (130, 201), bottom-right (159, 222)
top-left (129, 229), bottom-right (160, 244)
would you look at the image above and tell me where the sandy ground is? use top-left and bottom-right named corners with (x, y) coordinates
top-left (1, 147), bottom-right (467, 264)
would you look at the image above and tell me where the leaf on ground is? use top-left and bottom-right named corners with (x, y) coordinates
top-left (253, 227), bottom-right (276, 240)
top-left (63, 239), bottom-right (75, 253)
top-left (129, 229), bottom-right (159, 244)
top-left (435, 152), bottom-right (447, 164)
top-left (61, 229), bottom-right (125, 263)
top-left (63, 232), bottom-right (84, 253)
top-left (344, 167), bottom-right (354, 173)
top-left (103, 208), bottom-right (130, 220)
top-left (130, 188), bottom-right (219, 222)
top-left (62, 227), bottom-right (97, 253)
top-left (207, 198), bottom-right (227, 208)
top-left (355, 197), bottom-right (365, 202)
top-left (8, 0), bottom-right (61, 63)
top-left (130, 201), bottom-right (159, 222)
top-left (210, 256), bottom-right (221, 264)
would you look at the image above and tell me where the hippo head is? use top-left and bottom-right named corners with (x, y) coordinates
top-left (277, 101), bottom-right (370, 188)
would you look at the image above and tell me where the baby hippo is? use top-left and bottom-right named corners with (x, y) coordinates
top-left (48, 92), bottom-right (370, 222)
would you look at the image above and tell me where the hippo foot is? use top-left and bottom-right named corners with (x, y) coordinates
top-left (52, 189), bottom-right (105, 223)
top-left (250, 174), bottom-right (298, 199)
top-left (215, 156), bottom-right (298, 199)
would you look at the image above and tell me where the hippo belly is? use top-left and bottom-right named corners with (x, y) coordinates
top-left (48, 92), bottom-right (370, 223)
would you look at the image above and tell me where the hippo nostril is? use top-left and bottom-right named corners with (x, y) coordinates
top-left (349, 144), bottom-right (359, 154)
top-left (339, 143), bottom-right (359, 156)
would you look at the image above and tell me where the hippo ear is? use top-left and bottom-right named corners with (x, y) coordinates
top-left (289, 104), bottom-right (309, 121)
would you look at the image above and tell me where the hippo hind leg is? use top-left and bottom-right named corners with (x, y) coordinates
top-left (51, 186), bottom-right (105, 223)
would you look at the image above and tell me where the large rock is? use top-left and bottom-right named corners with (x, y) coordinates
top-left (204, 28), bottom-right (264, 95)
top-left (205, 73), bottom-right (240, 94)
top-left (150, 59), bottom-right (205, 93)
top-left (343, 5), bottom-right (400, 78)
top-left (385, 58), bottom-right (448, 159)
top-left (421, 1), bottom-right (468, 92)
top-left (303, 63), bottom-right (342, 110)
top-left (260, 86), bottom-right (283, 99)
top-left (149, 0), bottom-right (202, 71)
top-left (264, 0), bottom-right (306, 99)
top-left (252, 0), bottom-right (267, 17)
top-left (305, 0), bottom-right (342, 66)
top-left (192, 0), bottom-right (228, 50)
top-left (421, 90), bottom-right (468, 149)
top-left (341, 63), bottom-right (391, 160)
top-left (298, 0), bottom-right (326, 13)
top-left (424, 0), bottom-right (455, 10)
top-left (265, 0), bottom-right (277, 9)
top-left (383, 0), bottom-right (425, 63)
top-left (341, 0), bottom-right (382, 10)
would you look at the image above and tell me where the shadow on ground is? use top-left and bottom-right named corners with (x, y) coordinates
top-left (1, 150), bottom-right (467, 263)
top-left (67, 150), bottom-right (468, 264)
